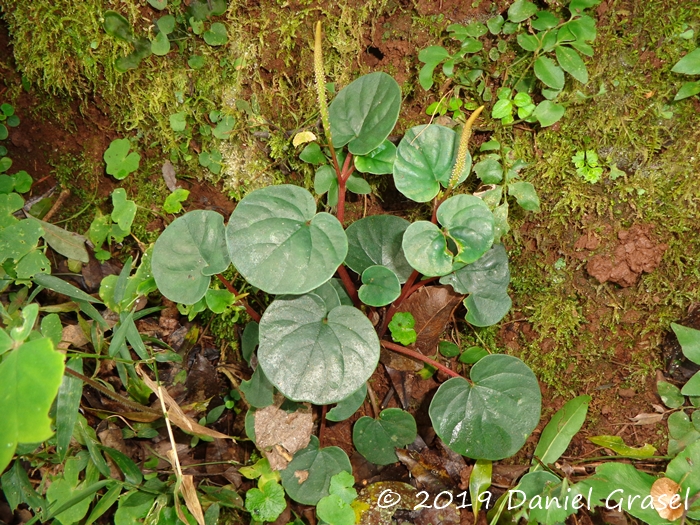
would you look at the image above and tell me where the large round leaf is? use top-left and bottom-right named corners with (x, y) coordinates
top-left (281, 436), bottom-right (352, 505)
top-left (226, 185), bottom-right (347, 294)
top-left (429, 354), bottom-right (541, 460)
top-left (345, 215), bottom-right (413, 282)
top-left (402, 221), bottom-right (453, 277)
top-left (358, 265), bottom-right (401, 307)
top-left (353, 409), bottom-right (417, 465)
top-left (437, 195), bottom-right (494, 265)
top-left (440, 244), bottom-right (511, 327)
top-left (152, 210), bottom-right (229, 304)
top-left (328, 72), bottom-right (401, 156)
top-left (393, 125), bottom-right (471, 203)
top-left (258, 294), bottom-right (379, 404)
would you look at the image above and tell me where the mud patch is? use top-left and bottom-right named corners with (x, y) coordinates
top-left (582, 224), bottom-right (668, 287)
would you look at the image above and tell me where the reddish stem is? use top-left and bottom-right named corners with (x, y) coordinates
top-left (319, 404), bottom-right (328, 445)
top-left (406, 276), bottom-right (439, 297)
top-left (336, 265), bottom-right (361, 307)
top-left (381, 340), bottom-right (460, 379)
top-left (431, 196), bottom-right (439, 224)
top-left (336, 153), bottom-right (353, 224)
top-left (215, 274), bottom-right (262, 323)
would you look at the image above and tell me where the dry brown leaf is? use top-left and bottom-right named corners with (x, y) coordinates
top-left (254, 405), bottom-right (313, 470)
top-left (650, 477), bottom-right (685, 521)
top-left (137, 368), bottom-right (232, 440)
top-left (629, 412), bottom-right (664, 425)
top-left (61, 324), bottom-right (89, 348)
top-left (398, 286), bottom-right (463, 355)
top-left (379, 347), bottom-right (422, 372)
top-left (162, 161), bottom-right (179, 192)
top-left (181, 475), bottom-right (206, 525)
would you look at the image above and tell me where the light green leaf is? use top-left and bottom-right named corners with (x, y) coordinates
top-left (682, 371), bottom-right (700, 396)
top-left (0, 219), bottom-right (43, 264)
top-left (388, 312), bottom-right (417, 346)
top-left (56, 358), bottom-right (83, 462)
top-left (402, 221), bottom-right (452, 276)
top-left (226, 185), bottom-right (347, 295)
top-left (429, 354), bottom-right (541, 460)
top-left (163, 188), bottom-right (190, 214)
top-left (104, 139), bottom-right (140, 180)
top-left (666, 439), bottom-right (700, 518)
top-left (205, 288), bottom-right (234, 314)
top-left (555, 46), bottom-right (588, 83)
top-left (0, 338), bottom-right (65, 474)
top-left (258, 294), bottom-right (379, 404)
top-left (156, 14), bottom-right (175, 34)
top-left (245, 481), bottom-right (286, 523)
top-left (329, 72), bottom-right (401, 156)
top-left (469, 460), bottom-right (492, 520)
top-left (353, 409), bottom-right (417, 465)
top-left (150, 31), bottom-right (170, 56)
top-left (437, 194), bottom-right (495, 265)
top-left (473, 157), bottom-right (503, 183)
top-left (588, 435), bottom-right (657, 458)
top-left (316, 494), bottom-right (354, 525)
top-left (358, 265), bottom-right (401, 307)
top-left (671, 322), bottom-right (700, 364)
top-left (152, 210), bottom-right (229, 304)
top-left (672, 49), bottom-right (700, 75)
top-left (212, 115), bottom-right (235, 140)
top-left (508, 181), bottom-right (541, 212)
top-left (280, 436), bottom-right (351, 505)
top-left (532, 100), bottom-right (565, 127)
top-left (354, 140), bottom-right (396, 175)
top-left (15, 249), bottom-right (51, 280)
top-left (203, 22), bottom-right (228, 46)
top-left (169, 112), bottom-right (187, 132)
top-left (532, 395), bottom-right (590, 470)
top-left (345, 215), bottom-right (413, 283)
top-left (34, 219), bottom-right (89, 263)
top-left (111, 188), bottom-right (136, 233)
top-left (675, 80), bottom-right (700, 101)
top-left (300, 142), bottom-right (326, 164)
top-left (657, 381), bottom-right (685, 409)
top-left (508, 0), bottom-right (538, 22)
top-left (534, 56), bottom-right (565, 90)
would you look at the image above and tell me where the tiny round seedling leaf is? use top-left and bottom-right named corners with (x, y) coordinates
top-left (353, 409), bottom-right (417, 465)
top-left (204, 22), bottom-right (228, 46)
top-left (280, 436), bottom-right (352, 505)
top-left (393, 124), bottom-right (470, 202)
top-left (329, 72), bottom-right (401, 156)
top-left (156, 14), bottom-right (176, 34)
top-left (358, 265), bottom-right (401, 307)
top-left (258, 294), bottom-right (379, 404)
top-left (188, 55), bottom-right (205, 69)
top-left (345, 215), bottom-right (413, 283)
top-left (429, 354), bottom-right (541, 460)
top-left (150, 31), bottom-right (170, 56)
top-left (103, 10), bottom-right (135, 42)
top-left (152, 210), bottom-right (229, 304)
top-left (12, 171), bottom-right (32, 194)
top-left (226, 185), bottom-right (347, 295)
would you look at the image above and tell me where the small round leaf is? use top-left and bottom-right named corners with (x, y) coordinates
top-left (258, 294), bottom-right (379, 404)
top-left (429, 354), bottom-right (541, 460)
top-left (353, 409), bottom-right (417, 465)
top-left (203, 22), bottom-right (228, 46)
top-left (226, 185), bottom-right (348, 295)
top-left (358, 265), bottom-right (401, 307)
top-left (152, 210), bottom-right (229, 304)
top-left (280, 436), bottom-right (351, 505)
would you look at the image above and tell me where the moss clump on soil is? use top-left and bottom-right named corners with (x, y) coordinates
top-left (501, 0), bottom-right (700, 392)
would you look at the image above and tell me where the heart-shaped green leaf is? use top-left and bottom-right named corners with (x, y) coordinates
top-left (0, 338), bottom-right (65, 474)
top-left (402, 221), bottom-right (453, 276)
top-left (358, 265), bottom-right (401, 307)
top-left (437, 195), bottom-right (494, 265)
top-left (327, 384), bottom-right (367, 422)
top-left (354, 140), bottom-right (397, 175)
top-left (329, 72), bottom-right (401, 156)
top-left (393, 125), bottom-right (470, 202)
top-left (429, 354), bottom-right (541, 460)
top-left (353, 409), bottom-right (417, 465)
top-left (152, 210), bottom-right (229, 304)
top-left (280, 436), bottom-right (351, 505)
top-left (440, 244), bottom-right (511, 327)
top-left (203, 22), bottom-right (228, 46)
top-left (258, 294), bottom-right (379, 404)
top-left (226, 185), bottom-right (347, 294)
top-left (345, 215), bottom-right (413, 282)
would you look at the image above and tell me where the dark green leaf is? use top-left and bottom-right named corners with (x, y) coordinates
top-left (152, 210), bottom-right (229, 304)
top-left (508, 0), bottom-right (538, 22)
top-left (204, 22), bottom-right (228, 46)
top-left (531, 11), bottom-right (560, 30)
top-left (345, 215), bottom-right (413, 282)
top-left (473, 157), bottom-right (503, 183)
top-left (34, 274), bottom-right (101, 303)
top-left (517, 33), bottom-right (539, 52)
top-left (346, 174), bottom-right (371, 194)
top-left (226, 185), bottom-right (347, 295)
top-left (103, 11), bottom-right (135, 42)
top-left (354, 140), bottom-right (396, 175)
top-left (300, 142), bottom-right (326, 164)
top-left (657, 381), bottom-right (685, 409)
top-left (329, 72), bottom-right (401, 155)
top-left (429, 354), bottom-right (541, 460)
top-left (508, 181), bottom-right (541, 212)
top-left (402, 221), bottom-right (452, 276)
top-left (327, 384), bottom-right (367, 422)
top-left (671, 322), bottom-right (700, 364)
top-left (353, 409), bottom-right (417, 465)
top-left (280, 436), bottom-right (352, 505)
top-left (102, 447), bottom-right (143, 485)
top-left (56, 358), bottom-right (83, 462)
top-left (358, 265), bottom-right (401, 307)
top-left (240, 367), bottom-right (274, 408)
top-left (258, 294), bottom-right (379, 404)
top-left (439, 341), bottom-right (460, 357)
top-left (438, 194), bottom-right (495, 265)
top-left (241, 321), bottom-right (259, 365)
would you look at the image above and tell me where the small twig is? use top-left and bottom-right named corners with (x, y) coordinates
top-left (366, 381), bottom-right (380, 418)
top-left (64, 367), bottom-right (161, 415)
top-left (380, 340), bottom-right (461, 379)
top-left (215, 274), bottom-right (262, 323)
top-left (42, 188), bottom-right (71, 222)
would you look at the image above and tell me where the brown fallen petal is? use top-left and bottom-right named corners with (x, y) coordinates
top-left (138, 367), bottom-right (232, 440)
top-left (650, 477), bottom-right (685, 521)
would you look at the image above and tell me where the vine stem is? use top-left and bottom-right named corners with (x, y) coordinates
top-left (336, 265), bottom-right (361, 307)
top-left (215, 274), bottom-right (262, 323)
top-left (380, 341), bottom-right (460, 379)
